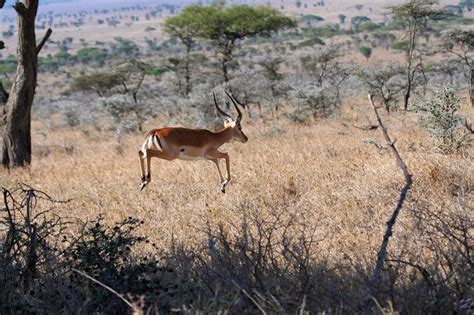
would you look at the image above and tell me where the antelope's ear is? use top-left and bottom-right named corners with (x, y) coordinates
top-left (224, 120), bottom-right (235, 128)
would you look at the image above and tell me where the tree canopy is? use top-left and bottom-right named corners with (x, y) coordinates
top-left (165, 3), bottom-right (295, 84)
top-left (192, 5), bottom-right (296, 42)
top-left (389, 0), bottom-right (440, 31)
top-left (163, 4), bottom-right (203, 49)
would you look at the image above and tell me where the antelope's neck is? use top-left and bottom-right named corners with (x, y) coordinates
top-left (214, 126), bottom-right (233, 146)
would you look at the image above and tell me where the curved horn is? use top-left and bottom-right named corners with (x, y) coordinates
top-left (225, 91), bottom-right (242, 123)
top-left (213, 92), bottom-right (233, 121)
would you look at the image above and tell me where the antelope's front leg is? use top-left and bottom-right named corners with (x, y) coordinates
top-left (207, 150), bottom-right (231, 193)
top-left (221, 152), bottom-right (230, 193)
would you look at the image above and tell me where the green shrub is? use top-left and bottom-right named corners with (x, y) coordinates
top-left (392, 40), bottom-right (410, 51)
top-left (358, 21), bottom-right (381, 32)
top-left (144, 65), bottom-right (169, 76)
top-left (0, 54), bottom-right (17, 74)
top-left (297, 37), bottom-right (325, 48)
top-left (358, 46), bottom-right (372, 61)
top-left (74, 47), bottom-right (109, 66)
top-left (302, 25), bottom-right (338, 38)
top-left (416, 85), bottom-right (472, 155)
top-left (302, 14), bottom-right (324, 22)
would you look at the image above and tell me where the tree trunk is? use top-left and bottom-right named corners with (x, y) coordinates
top-left (219, 40), bottom-right (235, 109)
top-left (1, 1), bottom-right (39, 168)
top-left (221, 60), bottom-right (230, 109)
top-left (403, 74), bottom-right (412, 111)
top-left (222, 60), bottom-right (229, 85)
top-left (184, 44), bottom-right (191, 97)
top-left (403, 29), bottom-right (416, 111)
top-left (470, 67), bottom-right (473, 107)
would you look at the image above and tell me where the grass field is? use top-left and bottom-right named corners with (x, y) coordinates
top-left (1, 97), bottom-right (472, 258)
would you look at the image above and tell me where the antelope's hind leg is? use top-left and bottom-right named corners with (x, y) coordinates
top-left (139, 150), bottom-right (149, 191)
top-left (140, 149), bottom-right (175, 191)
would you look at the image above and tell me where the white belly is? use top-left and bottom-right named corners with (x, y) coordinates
top-left (178, 153), bottom-right (206, 161)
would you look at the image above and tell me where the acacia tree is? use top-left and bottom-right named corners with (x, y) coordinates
top-left (440, 29), bottom-right (474, 105)
top-left (389, 0), bottom-right (439, 110)
top-left (191, 4), bottom-right (295, 86)
top-left (257, 56), bottom-right (289, 118)
top-left (0, 0), bottom-right (52, 168)
top-left (338, 14), bottom-right (346, 24)
top-left (69, 60), bottom-right (149, 132)
top-left (300, 45), bottom-right (352, 110)
top-left (358, 46), bottom-right (372, 62)
top-left (163, 5), bottom-right (202, 97)
top-left (357, 63), bottom-right (406, 112)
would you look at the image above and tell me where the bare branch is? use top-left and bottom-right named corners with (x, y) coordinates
top-left (12, 1), bottom-right (27, 15)
top-left (72, 268), bottom-right (142, 314)
top-left (353, 124), bottom-right (379, 131)
top-left (36, 28), bottom-right (52, 55)
top-left (364, 94), bottom-right (413, 309)
top-left (232, 280), bottom-right (267, 314)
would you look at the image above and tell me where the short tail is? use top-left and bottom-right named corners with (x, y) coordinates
top-left (140, 130), bottom-right (162, 154)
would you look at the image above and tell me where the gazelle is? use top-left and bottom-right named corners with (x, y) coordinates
top-left (138, 91), bottom-right (248, 193)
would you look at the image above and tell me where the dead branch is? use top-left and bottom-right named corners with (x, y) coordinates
top-left (386, 259), bottom-right (434, 287)
top-left (72, 268), bottom-right (142, 314)
top-left (232, 280), bottom-right (267, 314)
top-left (363, 139), bottom-right (387, 152)
top-left (353, 124), bottom-right (379, 131)
top-left (36, 28), bottom-right (52, 55)
top-left (364, 94), bottom-right (413, 310)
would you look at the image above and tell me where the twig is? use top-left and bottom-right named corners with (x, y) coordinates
top-left (363, 139), bottom-right (387, 152)
top-left (364, 94), bottom-right (413, 310)
top-left (386, 259), bottom-right (434, 286)
top-left (299, 295), bottom-right (307, 315)
top-left (232, 280), bottom-right (267, 315)
top-left (353, 124), bottom-right (379, 131)
top-left (72, 268), bottom-right (141, 314)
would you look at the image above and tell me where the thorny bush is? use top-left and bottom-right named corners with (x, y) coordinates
top-left (0, 184), bottom-right (472, 313)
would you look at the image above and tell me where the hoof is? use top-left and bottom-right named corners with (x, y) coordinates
top-left (140, 181), bottom-right (148, 191)
top-left (220, 180), bottom-right (229, 193)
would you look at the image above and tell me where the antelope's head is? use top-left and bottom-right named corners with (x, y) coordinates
top-left (213, 91), bottom-right (248, 143)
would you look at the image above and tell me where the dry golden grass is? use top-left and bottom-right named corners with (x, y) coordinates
top-left (1, 98), bottom-right (472, 270)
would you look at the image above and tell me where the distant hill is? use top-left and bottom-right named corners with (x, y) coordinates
top-left (2, 0), bottom-right (195, 7)
top-left (4, 0), bottom-right (74, 5)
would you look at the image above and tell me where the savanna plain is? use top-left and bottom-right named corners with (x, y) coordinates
top-left (0, 0), bottom-right (473, 313)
